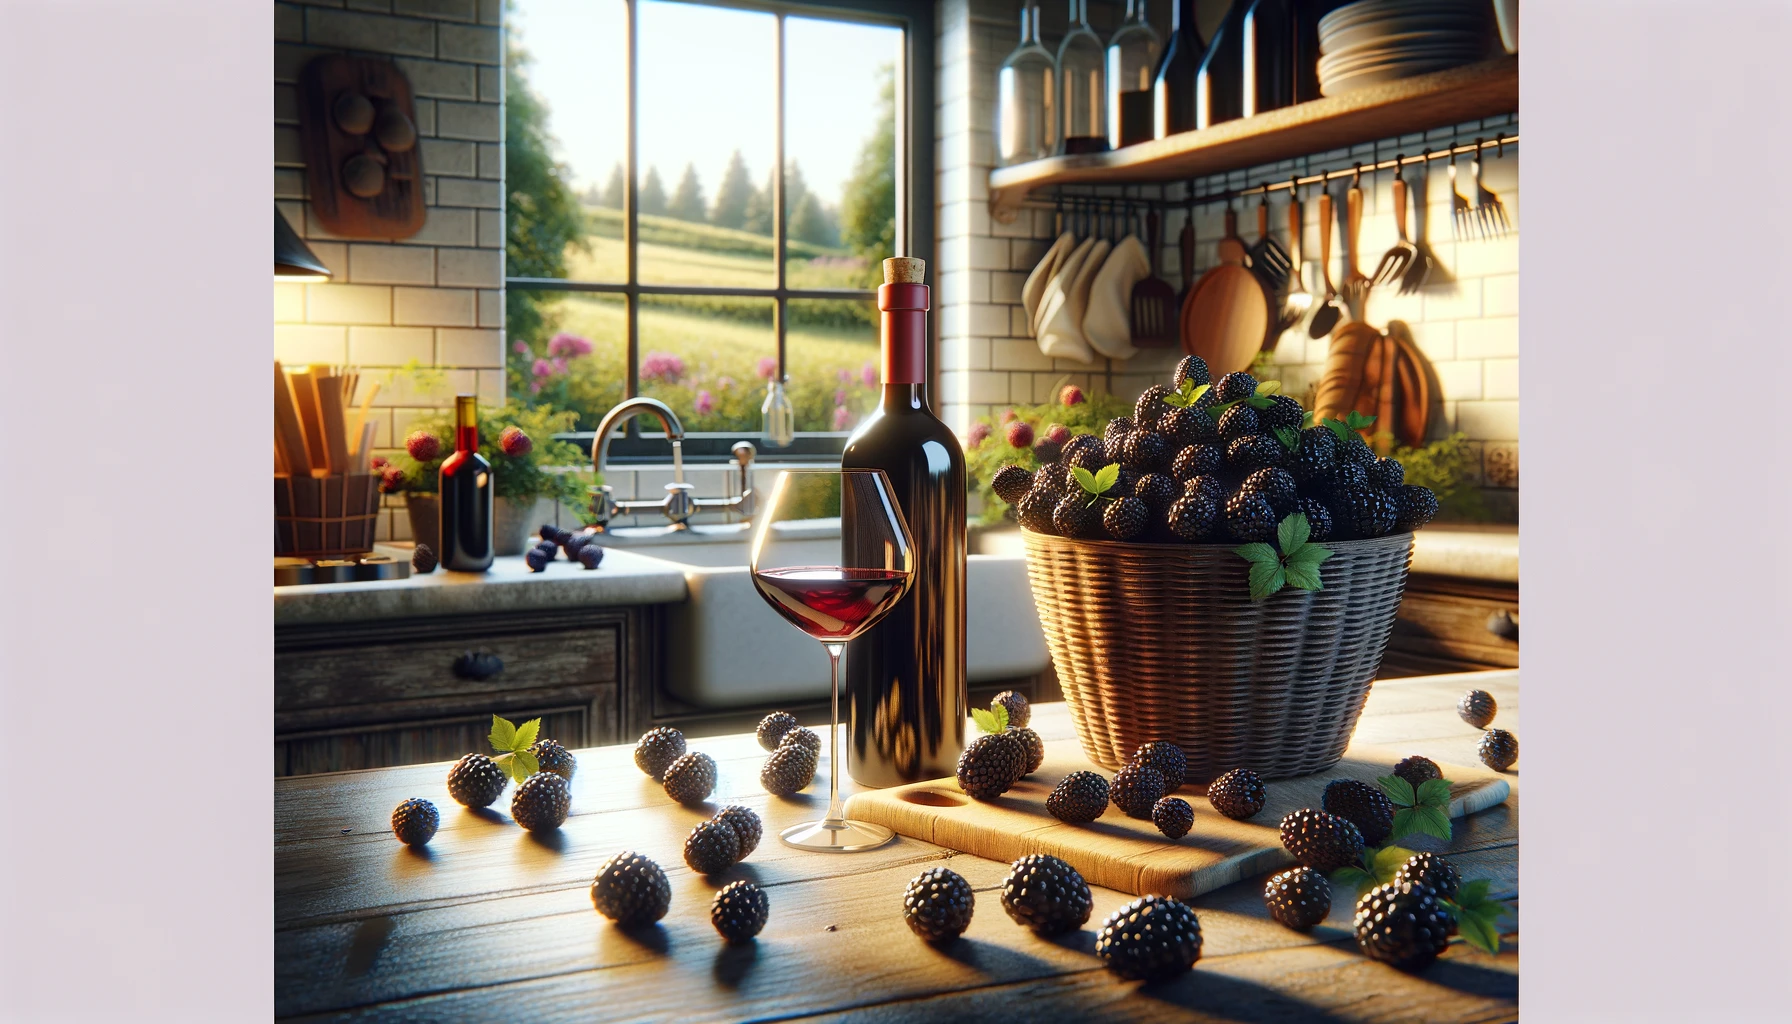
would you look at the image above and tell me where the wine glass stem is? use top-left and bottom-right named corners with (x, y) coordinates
top-left (824, 641), bottom-right (846, 825)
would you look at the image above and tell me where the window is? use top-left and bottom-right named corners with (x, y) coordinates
top-left (504, 0), bottom-right (932, 462)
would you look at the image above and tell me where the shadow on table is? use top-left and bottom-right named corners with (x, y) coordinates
top-left (713, 942), bottom-right (759, 988)
top-left (1133, 970), bottom-right (1359, 1023)
top-left (522, 828), bottom-right (570, 855)
top-left (932, 936), bottom-right (1063, 978)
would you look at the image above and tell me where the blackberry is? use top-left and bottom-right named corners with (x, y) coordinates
top-left (1158, 407), bottom-right (1202, 447)
top-left (1068, 441), bottom-right (1115, 474)
top-left (391, 798), bottom-right (439, 847)
top-left (1213, 371), bottom-right (1259, 403)
top-left (1241, 467), bottom-right (1298, 515)
top-left (1263, 867), bottom-right (1331, 931)
top-left (1046, 771), bottom-right (1109, 822)
top-left (1112, 467), bottom-right (1141, 499)
top-left (711, 804), bottom-right (763, 858)
top-left (991, 464), bottom-right (1034, 504)
top-left (711, 880), bottom-right (769, 943)
top-left (902, 867), bottom-right (975, 944)
top-left (1009, 727), bottom-right (1045, 775)
top-left (577, 544), bottom-right (604, 569)
top-left (1394, 853), bottom-right (1460, 900)
top-left (1016, 487), bottom-right (1059, 534)
top-left (511, 772), bottom-right (571, 832)
top-left (760, 742), bottom-right (817, 797)
top-left (1153, 797), bottom-right (1195, 839)
top-left (1291, 427), bottom-right (1338, 482)
top-left (1394, 485), bottom-right (1440, 531)
top-left (1206, 768), bottom-right (1266, 820)
top-left (591, 851), bottom-right (672, 927)
top-left (1393, 756), bottom-right (1442, 789)
top-left (1368, 457), bottom-right (1405, 489)
top-left (1095, 895), bottom-right (1203, 981)
top-left (1298, 498), bottom-right (1334, 541)
top-left (756, 711), bottom-right (801, 751)
top-left (1173, 354), bottom-right (1211, 390)
top-left (1061, 432), bottom-right (1104, 464)
top-left (1121, 430), bottom-right (1169, 472)
top-left (1103, 496), bottom-right (1149, 540)
top-left (1171, 443), bottom-right (1223, 481)
top-left (1328, 461), bottom-right (1370, 491)
top-left (683, 818), bottom-right (742, 875)
top-left (1134, 384), bottom-right (1175, 429)
top-left (1184, 473), bottom-right (1227, 504)
top-left (525, 547), bottom-right (552, 572)
top-left (633, 727), bottom-right (686, 781)
top-left (1226, 434), bottom-right (1287, 472)
top-left (992, 689), bottom-right (1031, 728)
top-left (781, 726), bottom-right (821, 755)
top-left (1279, 808), bottom-right (1365, 873)
top-left (1458, 689), bottom-right (1498, 729)
top-left (1033, 435), bottom-right (1066, 466)
top-left (1223, 492), bottom-right (1278, 543)
top-left (1052, 493), bottom-right (1100, 539)
top-left (1166, 493), bottom-right (1218, 541)
top-left (1103, 416), bottom-right (1135, 448)
top-left (1217, 403), bottom-right (1261, 441)
top-left (529, 738), bottom-right (577, 782)
top-left (1333, 485), bottom-right (1398, 539)
top-left (1110, 763), bottom-right (1166, 818)
top-left (446, 753), bottom-right (507, 809)
top-left (1001, 854), bottom-right (1093, 935)
top-left (662, 751), bottom-right (717, 805)
top-left (1180, 403), bottom-right (1222, 443)
top-left (1322, 778), bottom-right (1396, 846)
top-left (1479, 729), bottom-right (1519, 771)
top-left (1134, 472), bottom-right (1178, 515)
top-left (1354, 881), bottom-right (1455, 970)
top-left (1131, 741), bottom-right (1187, 790)
top-left (957, 733), bottom-right (1024, 799)
top-left (1340, 432), bottom-right (1377, 467)
top-left (410, 544), bottom-right (438, 574)
top-left (1261, 394), bottom-right (1304, 430)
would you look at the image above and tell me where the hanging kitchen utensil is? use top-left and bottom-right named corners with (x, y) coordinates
top-left (1472, 139), bottom-right (1512, 238)
top-left (1372, 160), bottom-right (1418, 288)
top-left (1181, 203), bottom-right (1270, 375)
top-left (1246, 193), bottom-right (1292, 295)
top-left (1400, 151), bottom-right (1444, 293)
top-left (1177, 188), bottom-right (1196, 302)
top-left (1308, 190), bottom-right (1343, 338)
top-left (1449, 158), bottom-right (1476, 240)
top-left (1275, 178), bottom-right (1314, 338)
top-left (1130, 206), bottom-right (1180, 347)
top-left (1314, 318), bottom-right (1433, 454)
top-left (1340, 169), bottom-right (1373, 320)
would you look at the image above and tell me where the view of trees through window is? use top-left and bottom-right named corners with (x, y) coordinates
top-left (504, 0), bottom-right (902, 437)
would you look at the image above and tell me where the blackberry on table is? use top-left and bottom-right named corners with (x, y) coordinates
top-left (1153, 797), bottom-right (1195, 839)
top-left (1223, 492), bottom-right (1278, 543)
top-left (530, 738), bottom-right (577, 782)
top-left (1394, 853), bottom-right (1461, 900)
top-left (1241, 467), bottom-right (1298, 515)
top-left (524, 547), bottom-right (552, 572)
top-left (1227, 434), bottom-right (1287, 472)
top-left (1171, 443), bottom-right (1224, 481)
top-left (1393, 756), bottom-right (1442, 789)
top-left (662, 751), bottom-right (717, 805)
top-left (1479, 729), bottom-right (1519, 771)
top-left (760, 742), bottom-right (818, 797)
top-left (410, 544), bottom-right (438, 574)
top-left (1166, 493), bottom-right (1219, 541)
top-left (992, 690), bottom-right (1031, 728)
top-left (1263, 867), bottom-right (1331, 931)
top-left (1297, 498), bottom-right (1334, 541)
top-left (1134, 384), bottom-right (1176, 429)
top-left (1001, 854), bottom-right (1093, 935)
top-left (1213, 371), bottom-right (1259, 403)
top-left (391, 798), bottom-right (439, 847)
top-left (1103, 496), bottom-right (1150, 541)
top-left (1121, 430), bottom-right (1169, 472)
top-left (634, 727), bottom-right (687, 781)
top-left (1095, 895), bottom-right (1203, 980)
top-left (1394, 485), bottom-right (1440, 530)
top-left (1009, 727), bottom-right (1045, 775)
top-left (992, 464), bottom-right (1034, 504)
top-left (957, 733), bottom-right (1025, 799)
top-left (712, 805), bottom-right (763, 858)
top-left (1457, 690), bottom-right (1498, 729)
top-left (1052, 493), bottom-right (1101, 539)
top-left (1368, 457), bottom-right (1405, 489)
top-left (1173, 355), bottom-right (1211, 390)
top-left (1206, 768), bottom-right (1266, 820)
top-left (591, 851), bottom-right (672, 927)
top-left (511, 772), bottom-right (571, 832)
top-left (1131, 741), bottom-right (1187, 790)
top-left (1217, 403), bottom-right (1261, 441)
top-left (1279, 808), bottom-right (1365, 873)
top-left (902, 867), bottom-right (975, 944)
top-left (1110, 763), bottom-right (1166, 819)
top-left (446, 753), bottom-right (508, 809)
top-left (1322, 778), bottom-right (1395, 846)
top-left (684, 818), bottom-right (742, 875)
top-left (1354, 881), bottom-right (1454, 970)
top-left (576, 544), bottom-right (605, 570)
top-left (756, 711), bottom-right (801, 751)
top-left (711, 880), bottom-right (769, 943)
top-left (1047, 771), bottom-right (1109, 822)
top-left (781, 726), bottom-right (821, 755)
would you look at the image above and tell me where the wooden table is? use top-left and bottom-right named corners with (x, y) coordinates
top-left (276, 670), bottom-right (1518, 1022)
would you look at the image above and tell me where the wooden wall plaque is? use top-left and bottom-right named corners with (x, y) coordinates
top-left (296, 55), bottom-right (427, 239)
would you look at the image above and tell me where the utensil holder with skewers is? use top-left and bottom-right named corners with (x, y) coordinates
top-left (274, 473), bottom-right (382, 558)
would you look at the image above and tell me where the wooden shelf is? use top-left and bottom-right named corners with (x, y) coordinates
top-left (988, 56), bottom-right (1518, 222)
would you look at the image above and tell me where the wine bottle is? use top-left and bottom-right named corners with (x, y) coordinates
top-left (1057, 0), bottom-right (1108, 154)
top-left (438, 394), bottom-right (494, 572)
top-left (1106, 0), bottom-right (1161, 149)
top-left (1195, 0), bottom-right (1247, 130)
top-left (1242, 0), bottom-right (1295, 118)
top-left (841, 257), bottom-right (967, 788)
top-left (1152, 0), bottom-right (1206, 139)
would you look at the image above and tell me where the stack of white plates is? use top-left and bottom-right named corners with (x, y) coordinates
top-left (1317, 0), bottom-right (1490, 97)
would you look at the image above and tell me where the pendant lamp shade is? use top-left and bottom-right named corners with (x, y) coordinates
top-left (276, 207), bottom-right (331, 281)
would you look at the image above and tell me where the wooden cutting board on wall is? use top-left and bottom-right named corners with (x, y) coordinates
top-left (842, 741), bottom-right (1508, 900)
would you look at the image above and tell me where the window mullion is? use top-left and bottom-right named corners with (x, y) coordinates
top-left (624, 0), bottom-right (641, 410)
top-left (773, 10), bottom-right (788, 381)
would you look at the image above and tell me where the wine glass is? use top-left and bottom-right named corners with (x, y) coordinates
top-left (750, 468), bottom-right (914, 852)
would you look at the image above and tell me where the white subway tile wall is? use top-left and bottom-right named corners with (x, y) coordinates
top-left (936, 0), bottom-right (1518, 519)
top-left (274, 0), bottom-right (506, 540)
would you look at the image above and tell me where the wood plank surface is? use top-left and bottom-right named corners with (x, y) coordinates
top-left (275, 671), bottom-right (1518, 1022)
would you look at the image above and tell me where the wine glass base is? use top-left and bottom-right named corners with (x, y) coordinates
top-left (778, 818), bottom-right (895, 853)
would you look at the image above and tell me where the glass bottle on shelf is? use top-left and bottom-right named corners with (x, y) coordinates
top-left (996, 3), bottom-right (1057, 166)
top-left (1106, 0), bottom-right (1160, 149)
top-left (761, 375), bottom-right (795, 448)
top-left (1152, 0), bottom-right (1205, 140)
top-left (1057, 0), bottom-right (1107, 154)
top-left (1242, 0), bottom-right (1295, 117)
top-left (1196, 0), bottom-right (1248, 130)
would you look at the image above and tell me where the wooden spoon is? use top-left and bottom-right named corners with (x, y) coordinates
top-left (1181, 207), bottom-right (1270, 375)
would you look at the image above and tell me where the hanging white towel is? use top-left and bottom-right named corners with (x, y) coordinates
top-left (1082, 234), bottom-right (1149, 360)
top-left (1063, 236), bottom-right (1110, 346)
top-left (1021, 232), bottom-right (1075, 335)
top-left (1036, 237), bottom-right (1098, 363)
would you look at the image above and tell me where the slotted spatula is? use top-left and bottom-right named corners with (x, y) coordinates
top-left (1130, 208), bottom-right (1178, 347)
top-left (1246, 195), bottom-right (1292, 295)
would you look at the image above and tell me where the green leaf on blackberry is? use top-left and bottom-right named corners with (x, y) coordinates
top-left (1330, 863), bottom-right (1377, 898)
top-left (1379, 773), bottom-right (1453, 842)
top-left (1254, 380), bottom-right (1282, 395)
top-left (489, 715), bottom-right (517, 753)
top-left (1345, 410), bottom-right (1375, 431)
top-left (1235, 513), bottom-right (1331, 599)
top-left (494, 749), bottom-right (540, 786)
top-left (1278, 511), bottom-right (1310, 551)
top-left (1163, 381), bottom-right (1211, 409)
top-left (1378, 775), bottom-right (1416, 806)
top-left (1439, 878), bottom-right (1512, 956)
top-left (1301, 410), bottom-right (1314, 428)
top-left (1071, 462), bottom-right (1120, 500)
top-left (1272, 425), bottom-right (1300, 451)
top-left (970, 704), bottom-right (1009, 735)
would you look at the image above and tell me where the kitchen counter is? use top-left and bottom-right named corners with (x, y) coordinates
top-left (1409, 524), bottom-right (1519, 583)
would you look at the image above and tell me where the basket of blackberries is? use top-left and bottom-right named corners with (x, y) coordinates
top-left (985, 356), bottom-right (1436, 780)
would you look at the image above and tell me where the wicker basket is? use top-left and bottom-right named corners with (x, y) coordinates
top-left (1021, 528), bottom-right (1413, 780)
top-left (274, 474), bottom-right (381, 558)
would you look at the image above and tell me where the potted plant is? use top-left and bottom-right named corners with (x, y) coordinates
top-left (382, 403), bottom-right (593, 556)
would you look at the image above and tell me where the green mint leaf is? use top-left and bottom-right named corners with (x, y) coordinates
top-left (1189, 383), bottom-right (1211, 403)
top-left (1272, 426), bottom-right (1300, 451)
top-left (1072, 466), bottom-right (1098, 493)
top-left (489, 714), bottom-right (517, 755)
top-left (1391, 807), bottom-right (1419, 839)
top-left (1283, 560), bottom-right (1324, 592)
top-left (1094, 462), bottom-right (1120, 492)
top-left (1207, 399), bottom-right (1241, 422)
top-left (1414, 805), bottom-right (1453, 841)
top-left (991, 703), bottom-right (1009, 732)
top-left (1301, 410), bottom-right (1315, 429)
top-left (1277, 513), bottom-right (1311, 553)
top-left (1247, 561), bottom-right (1286, 601)
top-left (1415, 778), bottom-right (1454, 809)
top-left (1255, 380), bottom-right (1282, 396)
top-left (1453, 909), bottom-right (1502, 956)
top-left (513, 749), bottom-right (539, 779)
top-left (1456, 878), bottom-right (1493, 905)
top-left (971, 707), bottom-right (1001, 735)
top-left (1284, 544), bottom-right (1333, 567)
top-left (512, 717), bottom-right (542, 752)
top-left (1233, 542), bottom-right (1281, 565)
top-left (1371, 845), bottom-right (1417, 883)
top-left (1330, 865), bottom-right (1377, 898)
top-left (1245, 395), bottom-right (1275, 410)
top-left (1378, 776), bottom-right (1417, 806)
top-left (1321, 417), bottom-right (1350, 444)
top-left (1346, 410), bottom-right (1377, 430)
top-left (494, 751), bottom-right (530, 786)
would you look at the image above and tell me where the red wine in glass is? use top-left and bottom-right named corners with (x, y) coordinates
top-left (751, 567), bottom-right (911, 642)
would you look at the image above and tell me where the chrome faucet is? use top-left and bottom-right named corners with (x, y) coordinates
top-left (588, 396), bottom-right (757, 532)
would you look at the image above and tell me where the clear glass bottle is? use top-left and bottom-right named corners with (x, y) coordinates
top-left (1153, 0), bottom-right (1206, 139)
top-left (761, 376), bottom-right (795, 448)
top-left (1106, 0), bottom-right (1161, 149)
top-left (1057, 0), bottom-right (1107, 153)
top-left (996, 3), bottom-right (1056, 166)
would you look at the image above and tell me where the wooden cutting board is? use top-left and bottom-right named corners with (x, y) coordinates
top-left (842, 741), bottom-right (1508, 901)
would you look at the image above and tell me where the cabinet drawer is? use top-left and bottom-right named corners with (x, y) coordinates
top-left (1386, 573), bottom-right (1519, 671)
top-left (276, 703), bottom-right (603, 777)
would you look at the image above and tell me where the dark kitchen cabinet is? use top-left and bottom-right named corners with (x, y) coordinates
top-left (1380, 573), bottom-right (1519, 677)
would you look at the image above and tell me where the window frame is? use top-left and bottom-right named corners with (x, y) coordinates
top-left (508, 0), bottom-right (934, 465)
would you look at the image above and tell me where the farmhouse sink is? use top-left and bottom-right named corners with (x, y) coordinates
top-left (596, 520), bottom-right (1050, 708)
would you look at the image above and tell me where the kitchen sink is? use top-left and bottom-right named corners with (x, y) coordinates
top-left (595, 520), bottom-right (1050, 709)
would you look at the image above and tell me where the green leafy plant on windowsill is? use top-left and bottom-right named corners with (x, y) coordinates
top-left (962, 384), bottom-right (1133, 524)
top-left (1391, 432), bottom-right (1491, 522)
top-left (389, 401), bottom-right (594, 507)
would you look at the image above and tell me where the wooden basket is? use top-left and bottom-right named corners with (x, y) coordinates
top-left (1021, 529), bottom-right (1413, 780)
top-left (274, 474), bottom-right (381, 558)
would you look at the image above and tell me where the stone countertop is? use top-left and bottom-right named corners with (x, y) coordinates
top-left (1409, 524), bottom-right (1519, 583)
top-left (273, 546), bottom-right (689, 627)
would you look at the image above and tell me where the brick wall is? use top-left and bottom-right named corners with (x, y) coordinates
top-left (935, 0), bottom-right (1519, 520)
top-left (274, 0), bottom-right (506, 540)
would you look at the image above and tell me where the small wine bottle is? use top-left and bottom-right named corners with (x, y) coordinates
top-left (438, 394), bottom-right (494, 572)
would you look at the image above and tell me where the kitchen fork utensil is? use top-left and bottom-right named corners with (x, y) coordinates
top-left (1246, 195), bottom-right (1292, 295)
top-left (1398, 158), bottom-right (1438, 293)
top-left (1448, 159), bottom-right (1476, 239)
top-left (1372, 166), bottom-right (1418, 287)
top-left (1130, 208), bottom-right (1180, 347)
top-left (1308, 190), bottom-right (1343, 338)
top-left (1341, 175), bottom-right (1372, 320)
top-left (1472, 149), bottom-right (1511, 238)
top-left (1275, 181), bottom-right (1313, 336)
